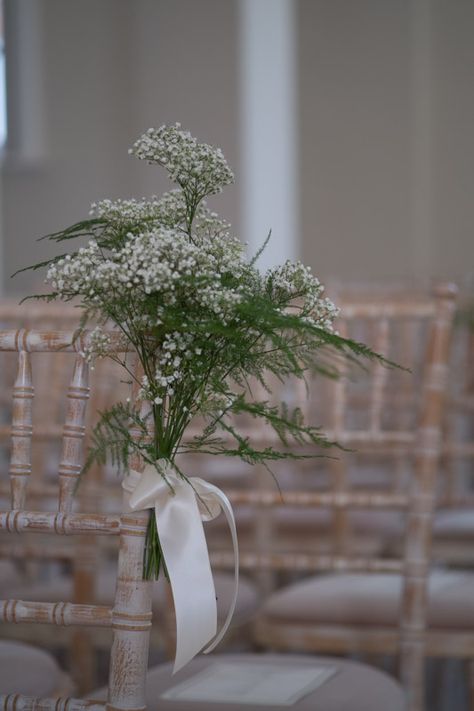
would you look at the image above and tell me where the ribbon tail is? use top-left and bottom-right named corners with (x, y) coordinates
top-left (125, 465), bottom-right (239, 673)
top-left (199, 483), bottom-right (239, 655)
top-left (154, 482), bottom-right (218, 674)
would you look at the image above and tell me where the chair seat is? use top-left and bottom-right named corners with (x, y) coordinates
top-left (260, 570), bottom-right (474, 629)
top-left (6, 567), bottom-right (259, 628)
top-left (0, 560), bottom-right (27, 595)
top-left (0, 640), bottom-right (73, 695)
top-left (433, 508), bottom-right (474, 540)
top-left (91, 653), bottom-right (405, 710)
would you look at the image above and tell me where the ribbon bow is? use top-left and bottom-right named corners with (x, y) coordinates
top-left (122, 459), bottom-right (239, 673)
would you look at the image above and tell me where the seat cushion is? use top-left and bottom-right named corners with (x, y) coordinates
top-left (0, 560), bottom-right (27, 595)
top-left (0, 640), bottom-right (72, 695)
top-left (433, 509), bottom-right (474, 540)
top-left (7, 567), bottom-right (259, 627)
top-left (261, 570), bottom-right (474, 630)
top-left (90, 653), bottom-right (405, 710)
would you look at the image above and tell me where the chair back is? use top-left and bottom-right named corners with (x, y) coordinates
top-left (0, 329), bottom-right (152, 711)
top-left (212, 283), bottom-right (457, 711)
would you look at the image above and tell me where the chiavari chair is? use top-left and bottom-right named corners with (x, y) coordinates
top-left (432, 302), bottom-right (474, 566)
top-left (0, 303), bottom-right (125, 691)
top-left (324, 282), bottom-right (474, 567)
top-left (0, 328), bottom-right (153, 710)
top-left (205, 283), bottom-right (460, 711)
top-left (0, 303), bottom-right (260, 682)
top-left (0, 328), bottom-right (408, 711)
top-left (0, 640), bottom-right (74, 697)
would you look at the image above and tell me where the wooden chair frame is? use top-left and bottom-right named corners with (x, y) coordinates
top-left (0, 329), bottom-right (153, 711)
top-left (210, 284), bottom-right (458, 711)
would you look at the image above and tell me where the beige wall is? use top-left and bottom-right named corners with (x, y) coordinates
top-left (299, 0), bottom-right (474, 285)
top-left (432, 0), bottom-right (474, 281)
top-left (2, 0), bottom-right (473, 295)
top-left (2, 0), bottom-right (239, 295)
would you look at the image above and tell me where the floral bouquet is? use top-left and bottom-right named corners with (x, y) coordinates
top-left (19, 125), bottom-right (384, 664)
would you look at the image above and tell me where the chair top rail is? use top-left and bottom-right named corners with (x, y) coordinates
top-left (226, 489), bottom-right (409, 509)
top-left (0, 694), bottom-right (105, 711)
top-left (336, 283), bottom-right (457, 319)
top-left (339, 302), bottom-right (436, 319)
top-left (0, 600), bottom-right (112, 628)
top-left (0, 510), bottom-right (121, 535)
top-left (0, 329), bottom-right (127, 353)
top-left (211, 550), bottom-right (403, 574)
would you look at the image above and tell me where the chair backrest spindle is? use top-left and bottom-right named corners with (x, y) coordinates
top-left (58, 354), bottom-right (90, 512)
top-left (9, 338), bottom-right (34, 510)
top-left (369, 317), bottom-right (390, 433)
top-left (0, 329), bottom-right (152, 710)
top-left (398, 283), bottom-right (457, 709)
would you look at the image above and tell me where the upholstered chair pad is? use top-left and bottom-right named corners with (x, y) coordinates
top-left (0, 560), bottom-right (29, 595)
top-left (91, 653), bottom-right (405, 710)
top-left (433, 509), bottom-right (474, 540)
top-left (0, 640), bottom-right (72, 695)
top-left (261, 570), bottom-right (474, 629)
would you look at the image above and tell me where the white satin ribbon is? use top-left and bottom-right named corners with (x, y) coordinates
top-left (122, 459), bottom-right (239, 673)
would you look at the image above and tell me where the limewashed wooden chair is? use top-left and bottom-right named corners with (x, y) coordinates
top-left (0, 305), bottom-right (126, 692)
top-left (0, 328), bottom-right (152, 710)
top-left (204, 285), bottom-right (460, 711)
top-left (207, 284), bottom-right (460, 711)
top-left (432, 305), bottom-right (474, 567)
top-left (0, 308), bottom-right (260, 686)
top-left (0, 328), bottom-right (407, 711)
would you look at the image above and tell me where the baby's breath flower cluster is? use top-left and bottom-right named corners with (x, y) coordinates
top-left (46, 228), bottom-right (245, 316)
top-left (130, 123), bottom-right (234, 197)
top-left (26, 123), bottom-right (377, 579)
top-left (82, 327), bottom-right (113, 363)
top-left (266, 260), bottom-right (339, 330)
top-left (90, 190), bottom-right (231, 238)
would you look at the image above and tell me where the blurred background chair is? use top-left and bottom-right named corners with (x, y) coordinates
top-left (0, 640), bottom-right (74, 697)
top-left (431, 294), bottom-right (474, 568)
top-left (205, 283), bottom-right (461, 711)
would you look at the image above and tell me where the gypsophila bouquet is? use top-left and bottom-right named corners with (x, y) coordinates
top-left (20, 123), bottom-right (384, 579)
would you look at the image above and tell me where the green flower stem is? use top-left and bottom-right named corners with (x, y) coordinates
top-left (144, 508), bottom-right (169, 581)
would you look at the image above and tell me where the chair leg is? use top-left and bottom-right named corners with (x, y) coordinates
top-left (467, 659), bottom-right (474, 711)
top-left (71, 628), bottom-right (96, 694)
top-left (399, 638), bottom-right (425, 711)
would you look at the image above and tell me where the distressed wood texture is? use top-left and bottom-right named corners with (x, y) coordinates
top-left (0, 329), bottom-right (153, 708)
top-left (106, 373), bottom-right (153, 711)
top-left (0, 510), bottom-right (120, 535)
top-left (0, 600), bottom-right (112, 627)
top-left (9, 346), bottom-right (34, 509)
top-left (251, 283), bottom-right (458, 711)
top-left (225, 489), bottom-right (410, 508)
top-left (0, 696), bottom-right (105, 711)
top-left (211, 550), bottom-right (402, 573)
top-left (0, 329), bottom-right (126, 352)
top-left (107, 510), bottom-right (152, 711)
top-left (398, 283), bottom-right (458, 711)
top-left (57, 353), bottom-right (94, 690)
top-left (58, 354), bottom-right (90, 511)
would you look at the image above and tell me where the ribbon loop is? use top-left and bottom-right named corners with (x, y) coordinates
top-left (122, 459), bottom-right (239, 673)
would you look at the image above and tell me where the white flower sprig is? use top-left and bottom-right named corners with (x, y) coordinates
top-left (130, 123), bottom-right (234, 197)
top-left (25, 123), bottom-right (386, 579)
